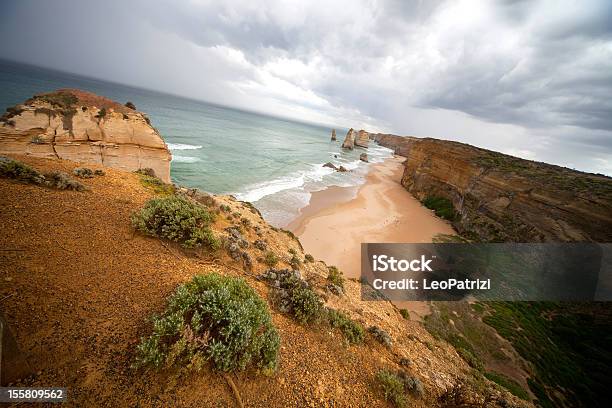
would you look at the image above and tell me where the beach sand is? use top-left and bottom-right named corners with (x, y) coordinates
top-left (288, 155), bottom-right (456, 318)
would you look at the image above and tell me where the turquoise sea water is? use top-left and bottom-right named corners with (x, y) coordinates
top-left (0, 59), bottom-right (392, 226)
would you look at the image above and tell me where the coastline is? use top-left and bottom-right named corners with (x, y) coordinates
top-left (288, 155), bottom-right (456, 277)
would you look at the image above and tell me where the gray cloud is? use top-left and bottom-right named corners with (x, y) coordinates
top-left (0, 0), bottom-right (611, 174)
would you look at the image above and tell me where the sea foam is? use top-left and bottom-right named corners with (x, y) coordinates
top-left (167, 143), bottom-right (203, 150)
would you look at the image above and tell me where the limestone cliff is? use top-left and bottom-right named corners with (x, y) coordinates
top-left (355, 129), bottom-right (369, 148)
top-left (0, 89), bottom-right (171, 182)
top-left (342, 128), bottom-right (355, 149)
top-left (372, 133), bottom-right (612, 242)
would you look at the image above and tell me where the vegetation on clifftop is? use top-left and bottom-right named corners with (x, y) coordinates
top-left (421, 196), bottom-right (457, 221)
top-left (135, 273), bottom-right (280, 373)
top-left (131, 195), bottom-right (219, 249)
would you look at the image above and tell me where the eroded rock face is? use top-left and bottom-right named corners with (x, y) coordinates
top-left (342, 128), bottom-right (355, 149)
top-left (0, 89), bottom-right (172, 182)
top-left (355, 129), bottom-right (369, 148)
top-left (373, 133), bottom-right (612, 242)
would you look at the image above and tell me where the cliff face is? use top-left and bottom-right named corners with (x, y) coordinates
top-left (355, 129), bottom-right (369, 148)
top-left (0, 89), bottom-right (171, 182)
top-left (372, 134), bottom-right (612, 242)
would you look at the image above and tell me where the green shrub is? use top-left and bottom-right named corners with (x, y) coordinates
top-left (327, 266), bottom-right (344, 289)
top-left (95, 107), bottom-right (107, 119)
top-left (288, 248), bottom-right (297, 255)
top-left (376, 370), bottom-right (408, 408)
top-left (31, 135), bottom-right (45, 144)
top-left (240, 217), bottom-right (251, 227)
top-left (264, 251), bottom-right (278, 267)
top-left (135, 273), bottom-right (280, 373)
top-left (456, 347), bottom-right (483, 371)
top-left (138, 173), bottom-right (175, 196)
top-left (289, 253), bottom-right (302, 270)
top-left (484, 371), bottom-right (529, 400)
top-left (0, 156), bottom-right (45, 183)
top-left (131, 196), bottom-right (218, 249)
top-left (399, 309), bottom-right (410, 320)
top-left (422, 196), bottom-right (457, 221)
top-left (220, 204), bottom-right (231, 212)
top-left (290, 287), bottom-right (323, 324)
top-left (304, 254), bottom-right (314, 263)
top-left (327, 309), bottom-right (365, 344)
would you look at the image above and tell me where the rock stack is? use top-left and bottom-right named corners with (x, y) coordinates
top-left (355, 129), bottom-right (369, 148)
top-left (331, 129), bottom-right (336, 141)
top-left (0, 89), bottom-right (172, 182)
top-left (342, 128), bottom-right (355, 149)
top-left (359, 153), bottom-right (368, 162)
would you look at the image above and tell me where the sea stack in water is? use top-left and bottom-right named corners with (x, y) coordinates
top-left (359, 153), bottom-right (368, 162)
top-left (355, 129), bottom-right (369, 148)
top-left (331, 129), bottom-right (336, 141)
top-left (342, 128), bottom-right (355, 149)
top-left (0, 89), bottom-right (172, 182)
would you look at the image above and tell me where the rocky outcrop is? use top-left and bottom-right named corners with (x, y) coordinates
top-left (0, 89), bottom-right (172, 182)
top-left (355, 129), bottom-right (369, 148)
top-left (342, 128), bottom-right (355, 149)
top-left (323, 162), bottom-right (348, 172)
top-left (359, 153), bottom-right (368, 162)
top-left (373, 134), bottom-right (612, 242)
top-left (331, 129), bottom-right (336, 141)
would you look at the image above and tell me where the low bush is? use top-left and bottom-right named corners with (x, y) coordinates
top-left (399, 309), bottom-right (410, 320)
top-left (376, 369), bottom-right (423, 407)
top-left (327, 266), bottom-right (344, 289)
top-left (421, 196), bottom-right (457, 221)
top-left (73, 167), bottom-right (94, 178)
top-left (289, 253), bottom-right (302, 270)
top-left (138, 173), bottom-right (175, 196)
top-left (264, 251), bottom-right (278, 267)
top-left (135, 273), bottom-right (280, 373)
top-left (327, 309), bottom-right (365, 344)
top-left (131, 196), bottom-right (218, 249)
top-left (484, 371), bottom-right (529, 400)
top-left (290, 287), bottom-right (324, 324)
top-left (376, 370), bottom-right (408, 408)
top-left (0, 157), bottom-right (88, 191)
top-left (44, 171), bottom-right (88, 191)
top-left (0, 156), bottom-right (45, 183)
top-left (31, 135), bottom-right (45, 144)
top-left (95, 107), bottom-right (107, 119)
top-left (368, 326), bottom-right (393, 347)
top-left (135, 168), bottom-right (156, 177)
top-left (304, 254), bottom-right (314, 263)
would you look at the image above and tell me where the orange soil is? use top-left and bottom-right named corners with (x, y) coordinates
top-left (0, 155), bottom-right (475, 407)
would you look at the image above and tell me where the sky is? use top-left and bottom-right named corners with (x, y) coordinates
top-left (1, 0), bottom-right (611, 175)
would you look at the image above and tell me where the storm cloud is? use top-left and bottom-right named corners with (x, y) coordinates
top-left (1, 0), bottom-right (611, 174)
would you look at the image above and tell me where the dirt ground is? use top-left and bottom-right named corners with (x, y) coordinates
top-left (0, 155), bottom-right (520, 407)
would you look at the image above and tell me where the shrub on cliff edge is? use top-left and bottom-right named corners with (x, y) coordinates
top-left (422, 196), bottom-right (457, 221)
top-left (135, 273), bottom-right (280, 373)
top-left (131, 195), bottom-right (218, 249)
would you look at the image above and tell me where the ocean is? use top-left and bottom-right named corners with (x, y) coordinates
top-left (0, 59), bottom-right (393, 226)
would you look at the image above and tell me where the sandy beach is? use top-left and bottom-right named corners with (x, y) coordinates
top-left (288, 155), bottom-right (456, 318)
top-left (289, 156), bottom-right (455, 270)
